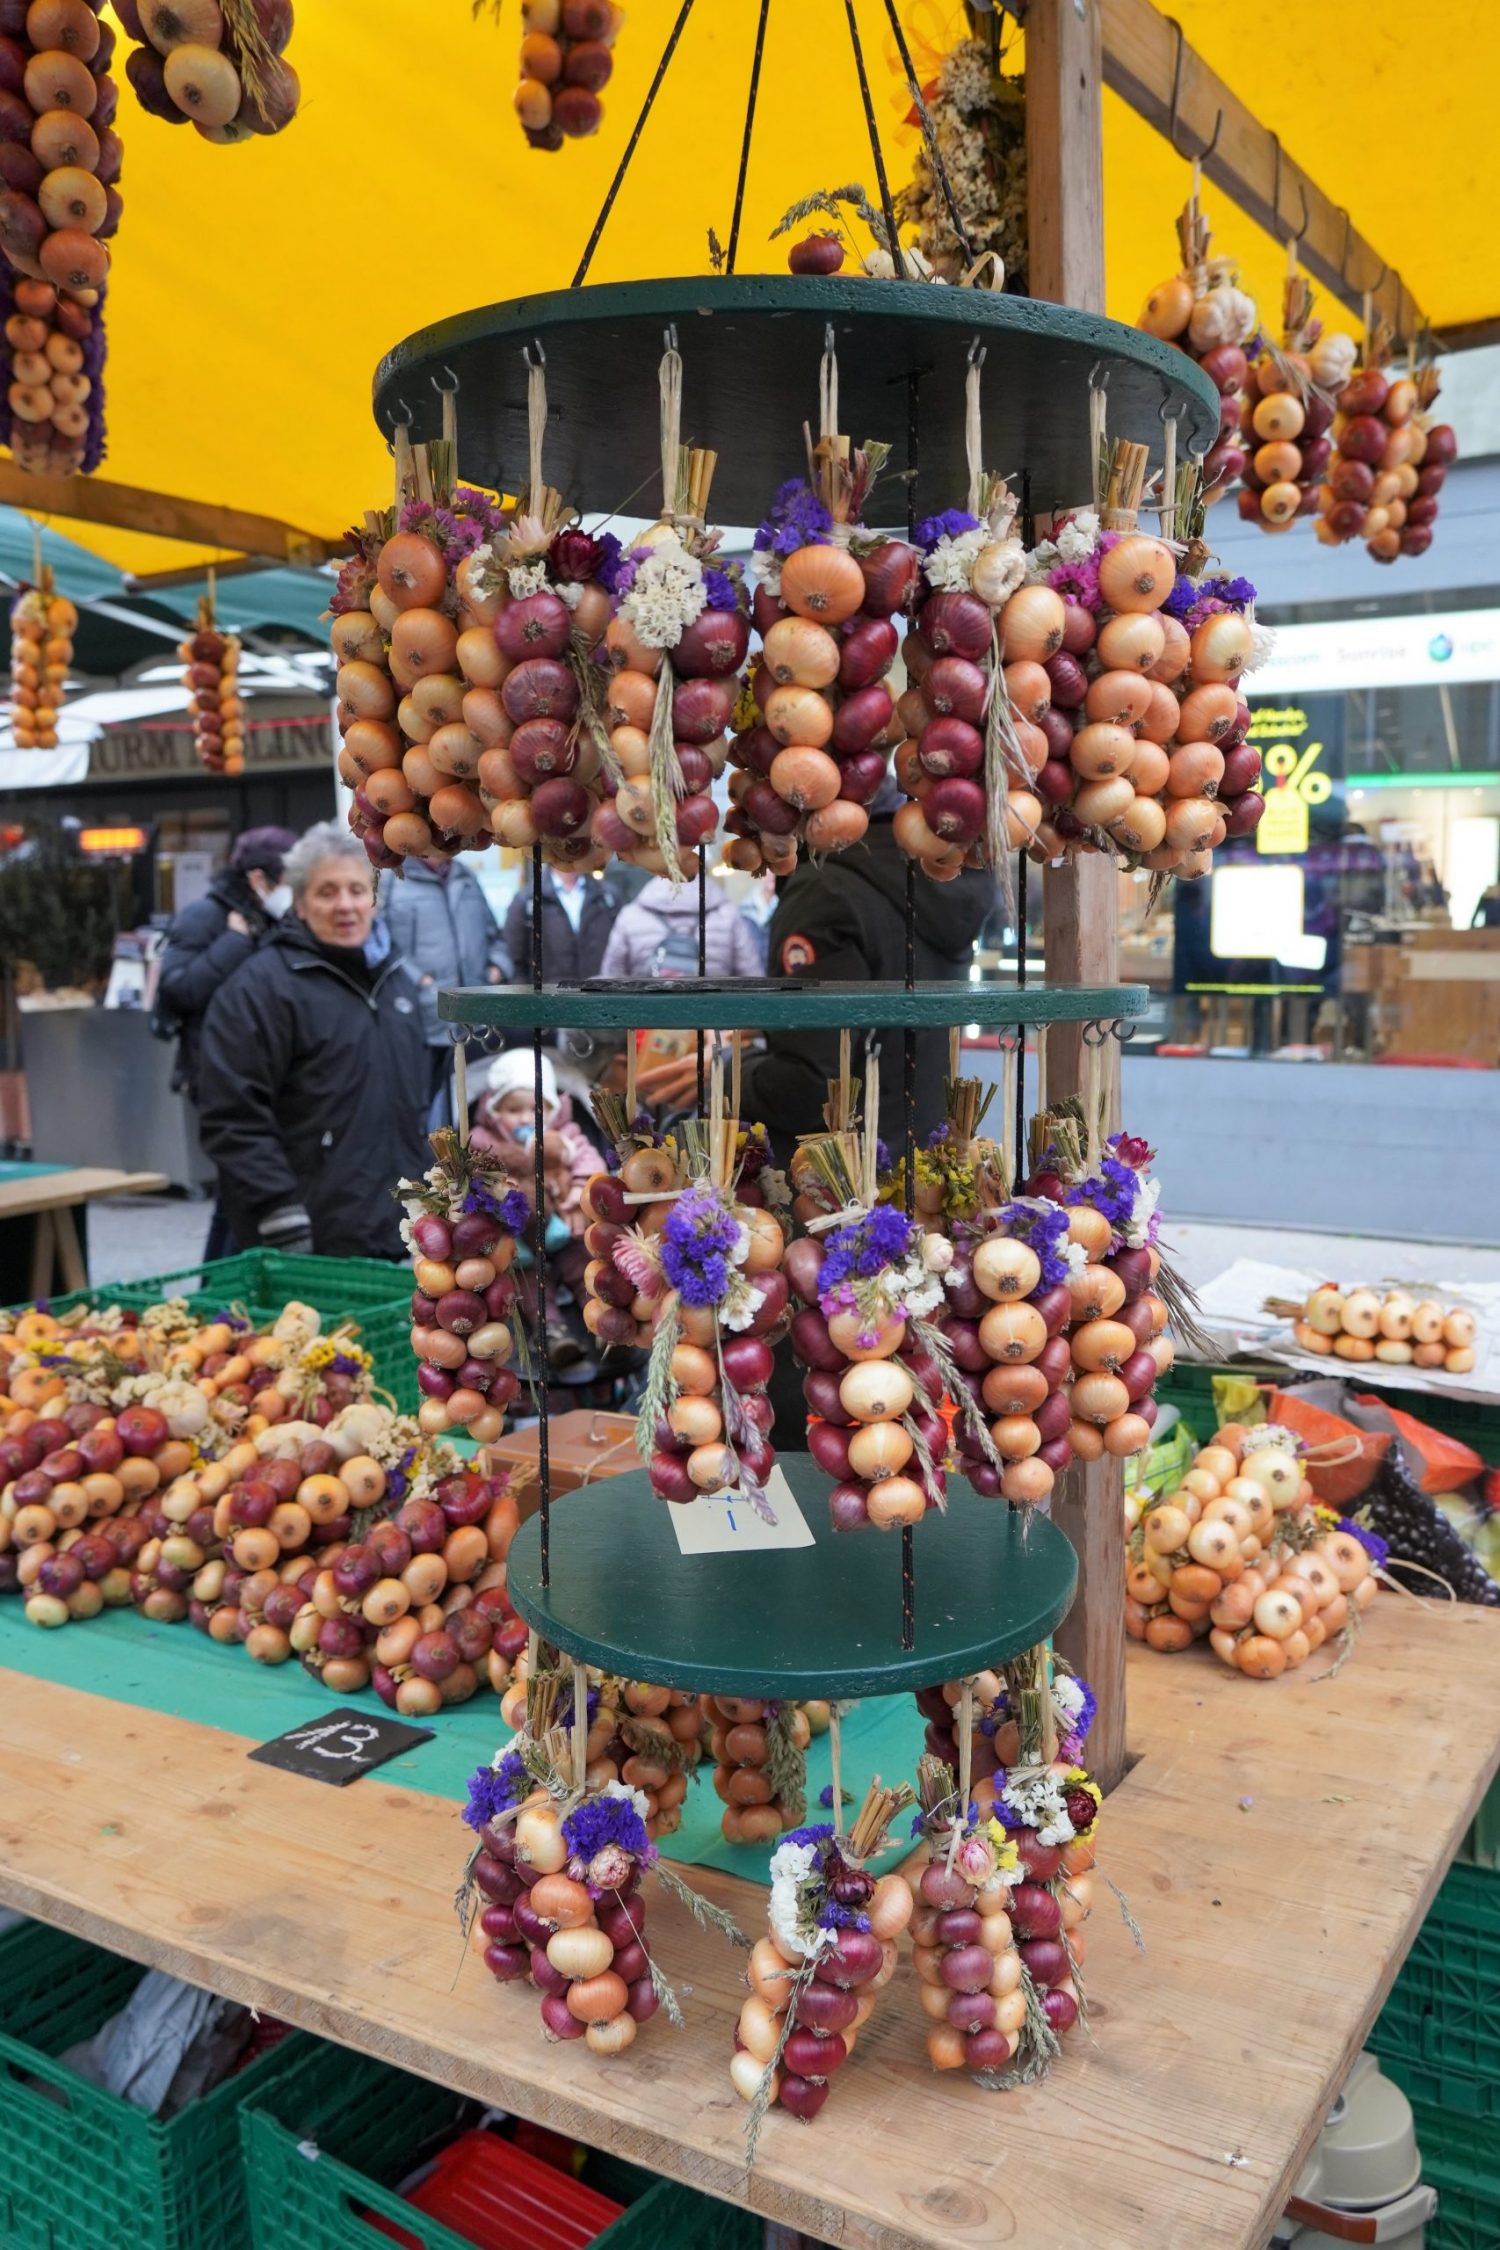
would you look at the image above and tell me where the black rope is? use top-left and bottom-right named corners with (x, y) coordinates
top-left (1014, 853), bottom-right (1028, 1170)
top-left (530, 848), bottom-right (551, 1586)
top-left (571, 0), bottom-right (697, 288)
top-left (725, 0), bottom-right (769, 275)
top-left (879, 0), bottom-right (974, 263)
top-left (696, 849), bottom-right (708, 1115)
top-left (900, 370), bottom-right (921, 1657)
top-left (843, 0), bottom-right (906, 279)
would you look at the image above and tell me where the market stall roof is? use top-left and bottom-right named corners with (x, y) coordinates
top-left (8, 1), bottom-right (1487, 579)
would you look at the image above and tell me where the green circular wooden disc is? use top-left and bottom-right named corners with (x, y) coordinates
top-left (372, 275), bottom-right (1219, 522)
top-left (505, 1460), bottom-right (1077, 1700)
top-left (438, 978), bottom-right (1147, 1033)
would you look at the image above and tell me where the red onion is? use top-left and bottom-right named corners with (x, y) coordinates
top-left (484, 1943), bottom-right (530, 1983)
top-left (675, 607), bottom-right (749, 678)
top-left (1060, 600), bottom-right (1095, 655)
top-left (1018, 1937), bottom-right (1069, 1987)
top-left (1222, 792), bottom-right (1265, 836)
top-left (417, 1363), bottom-right (455, 1401)
top-left (784, 2027), bottom-right (848, 2079)
top-left (649, 1453), bottom-right (696, 1504)
top-left (838, 615), bottom-right (898, 689)
top-left (1218, 743), bottom-right (1261, 796)
top-left (738, 723), bottom-right (780, 779)
top-left (744, 778), bottom-right (801, 836)
top-left (1032, 1390), bottom-right (1073, 1444)
top-left (809, 1421), bottom-right (854, 1479)
top-left (529, 777), bottom-right (591, 836)
top-left (1107, 1246), bottom-right (1152, 1300)
top-left (435, 1289), bottom-right (485, 1336)
top-left (502, 659), bottom-right (579, 725)
top-left (740, 1393), bottom-right (775, 1435)
top-left (1035, 1336), bottom-right (1073, 1388)
top-left (828, 681), bottom-right (894, 757)
top-left (746, 1269), bottom-right (789, 1333)
top-left (923, 775), bottom-right (986, 844)
top-left (803, 1369), bottom-right (852, 1425)
top-left (540, 1991), bottom-right (587, 2040)
top-left (436, 1471), bottom-right (489, 1524)
top-left (496, 591), bottom-right (571, 661)
top-left (611, 1939), bottom-right (648, 1984)
top-left (1038, 1437), bottom-right (1074, 1474)
top-left (778, 2074), bottom-right (831, 2120)
top-left (936, 1907), bottom-right (983, 1945)
top-left (1120, 1350), bottom-right (1158, 1403)
top-left (1010, 1882), bottom-right (1062, 1939)
top-left (918, 716), bottom-right (984, 780)
top-left (752, 584), bottom-right (787, 635)
top-left (790, 1305), bottom-right (844, 1371)
top-left (918, 590), bottom-right (990, 661)
top-left (1043, 1988), bottom-right (1080, 2032)
top-left (814, 1928), bottom-right (883, 1987)
top-left (722, 1335), bottom-right (775, 1390)
top-left (675, 745), bottom-right (713, 794)
top-left (412, 1213), bottom-right (453, 1260)
top-left (836, 748), bottom-right (889, 805)
top-left (922, 654), bottom-right (988, 723)
top-left (857, 540), bottom-right (920, 617)
top-left (672, 674), bottom-right (736, 741)
top-left (675, 792), bottom-right (718, 846)
top-left (791, 1982), bottom-right (859, 2033)
top-left (508, 718), bottom-right (577, 785)
top-left (938, 1317), bottom-right (987, 1374)
top-left (1044, 650), bottom-right (1089, 709)
top-left (626, 1976), bottom-right (659, 2024)
top-left (828, 1481), bottom-right (871, 1532)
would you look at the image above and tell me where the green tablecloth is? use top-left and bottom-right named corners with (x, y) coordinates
top-left (0, 1602), bottom-right (925, 1885)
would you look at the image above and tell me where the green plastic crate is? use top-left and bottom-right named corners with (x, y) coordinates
top-left (241, 2045), bottom-right (760, 2250)
top-left (0, 1919), bottom-right (307, 2250)
top-left (1409, 2098), bottom-right (1500, 2250)
top-left (1370, 1863), bottom-right (1500, 2115)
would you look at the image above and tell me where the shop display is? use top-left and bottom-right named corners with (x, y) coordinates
top-left (1124, 1419), bottom-right (1381, 1674)
top-left (0, 265), bottom-right (106, 475)
top-left (179, 590), bottom-right (242, 774)
top-left (398, 1127), bottom-right (526, 1443)
top-left (728, 371), bottom-right (912, 870)
top-left (1283, 1284), bottom-right (1478, 1377)
top-left (7, 559), bottom-right (73, 747)
top-left (1235, 256), bottom-right (1346, 535)
top-left (118, 0), bottom-right (299, 142)
top-left (336, 425), bottom-right (508, 869)
top-left (1137, 181), bottom-right (1258, 501)
top-left (511, 0), bottom-right (621, 153)
top-left (733, 1779), bottom-right (913, 2131)
top-left (0, 0), bottom-right (119, 309)
top-left (1316, 326), bottom-right (1458, 564)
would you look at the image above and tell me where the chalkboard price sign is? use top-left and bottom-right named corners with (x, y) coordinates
top-left (248, 1707), bottom-right (435, 1786)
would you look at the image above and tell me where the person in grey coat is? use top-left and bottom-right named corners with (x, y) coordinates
top-left (598, 874), bottom-right (763, 982)
top-left (377, 858), bottom-right (511, 1096)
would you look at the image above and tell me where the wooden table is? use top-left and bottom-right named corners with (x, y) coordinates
top-left (0, 1602), bottom-right (1496, 2250)
top-left (0, 1164), bottom-right (168, 1296)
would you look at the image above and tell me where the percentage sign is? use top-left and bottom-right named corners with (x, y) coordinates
top-left (1263, 740), bottom-right (1332, 805)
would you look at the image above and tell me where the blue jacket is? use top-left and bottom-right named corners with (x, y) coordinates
top-left (376, 860), bottom-right (510, 1045)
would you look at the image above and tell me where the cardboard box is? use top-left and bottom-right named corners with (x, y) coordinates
top-left (478, 1409), bottom-right (638, 1512)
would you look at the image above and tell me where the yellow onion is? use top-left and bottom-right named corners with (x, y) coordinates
top-left (839, 1360), bottom-right (915, 1424)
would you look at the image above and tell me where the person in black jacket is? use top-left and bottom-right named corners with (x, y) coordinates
top-left (197, 823), bottom-right (427, 1261)
top-left (155, 824), bottom-right (296, 1260)
top-left (636, 809), bottom-right (994, 1163)
top-left (503, 864), bottom-right (620, 987)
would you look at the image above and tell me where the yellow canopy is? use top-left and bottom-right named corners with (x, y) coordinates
top-left (38, 1), bottom-right (1485, 577)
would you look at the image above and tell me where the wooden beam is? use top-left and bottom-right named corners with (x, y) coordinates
top-left (121, 555), bottom-right (280, 595)
top-left (1026, 0), bottom-right (1128, 1794)
top-left (1100, 0), bottom-right (1420, 342)
top-left (0, 463), bottom-right (348, 567)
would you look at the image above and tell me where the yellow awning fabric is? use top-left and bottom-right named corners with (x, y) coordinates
top-left (23, 1), bottom-right (1484, 578)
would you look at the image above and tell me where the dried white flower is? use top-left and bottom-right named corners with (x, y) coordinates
top-left (619, 536), bottom-right (707, 650)
top-left (1054, 508), bottom-right (1101, 563)
top-left (506, 558), bottom-right (551, 601)
top-left (922, 527), bottom-right (989, 593)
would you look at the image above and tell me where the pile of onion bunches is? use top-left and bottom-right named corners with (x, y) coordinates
top-left (1293, 1284), bottom-right (1477, 1378)
top-left (1315, 362), bottom-right (1458, 564)
top-left (474, 1778), bottom-right (661, 2058)
top-left (1031, 540), bottom-right (1266, 868)
top-left (785, 1233), bottom-right (949, 1535)
top-left (407, 1202), bottom-right (523, 1446)
top-left (118, 0), bottom-right (299, 142)
top-left (734, 1836), bottom-right (912, 2120)
top-left (596, 584), bottom-right (744, 882)
top-left (0, 270), bottom-right (105, 475)
top-left (336, 495), bottom-right (511, 870)
top-left (4, 1398), bottom-right (198, 1618)
top-left (0, 1), bottom-right (120, 322)
top-left (707, 1696), bottom-right (810, 1847)
top-left (725, 535), bottom-right (918, 873)
top-left (512, 0), bottom-right (620, 151)
top-left (7, 575), bottom-right (72, 747)
top-left (1235, 329), bottom-right (1352, 535)
top-left (180, 616), bottom-right (243, 774)
top-left (1137, 252), bottom-right (1258, 501)
top-left (1125, 1422), bottom-right (1378, 1676)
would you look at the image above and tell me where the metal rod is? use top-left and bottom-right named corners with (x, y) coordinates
top-left (900, 366), bottom-right (921, 1657)
top-left (879, 0), bottom-right (975, 262)
top-left (724, 0), bottom-right (770, 275)
top-left (570, 0), bottom-right (697, 289)
top-left (696, 848), bottom-right (708, 1116)
top-left (843, 0), bottom-right (906, 279)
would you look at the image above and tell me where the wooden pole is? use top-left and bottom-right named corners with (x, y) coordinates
top-left (1026, 0), bottom-right (1127, 1793)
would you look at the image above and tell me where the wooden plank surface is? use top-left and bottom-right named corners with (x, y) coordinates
top-left (0, 465), bottom-right (345, 566)
top-left (0, 1168), bottom-right (167, 1221)
top-left (0, 1602), bottom-right (1496, 2250)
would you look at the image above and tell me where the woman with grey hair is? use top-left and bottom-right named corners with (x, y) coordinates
top-left (197, 822), bottom-right (428, 1259)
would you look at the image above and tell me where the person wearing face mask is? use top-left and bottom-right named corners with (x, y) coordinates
top-left (196, 822), bottom-right (427, 1261)
top-left (155, 824), bottom-right (297, 1258)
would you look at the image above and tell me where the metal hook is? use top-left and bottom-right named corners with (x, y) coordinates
top-left (663, 322), bottom-right (679, 353)
top-left (1088, 360), bottom-right (1111, 393)
top-left (967, 335), bottom-right (986, 368)
top-left (1367, 258), bottom-right (1388, 295)
top-left (1165, 15), bottom-right (1187, 155)
top-left (823, 321), bottom-right (836, 353)
top-left (1186, 433), bottom-right (1209, 463)
top-left (1159, 396), bottom-right (1181, 428)
top-left (1292, 182), bottom-right (1310, 247)
top-left (429, 366), bottom-right (460, 396)
top-left (1200, 107), bottom-right (1222, 163)
top-left (1269, 131), bottom-right (1283, 234)
top-left (1336, 207), bottom-right (1354, 287)
top-left (521, 341), bottom-right (546, 369)
top-left (386, 398), bottom-right (413, 433)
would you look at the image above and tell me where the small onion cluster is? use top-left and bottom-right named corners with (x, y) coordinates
top-left (732, 1860), bottom-right (911, 2120)
top-left (3, 1400), bottom-right (189, 1621)
top-left (1233, 334), bottom-right (1348, 534)
top-left (1137, 245), bottom-right (1257, 501)
top-left (408, 1204), bottom-right (522, 1443)
top-left (180, 616), bottom-right (242, 774)
top-left (118, 0), bottom-right (298, 142)
top-left (1315, 363), bottom-right (1457, 564)
top-left (786, 1247), bottom-right (947, 1536)
top-left (938, 1232), bottom-right (1075, 1508)
top-left (602, 1682), bottom-right (702, 1840)
top-left (707, 1695), bottom-right (808, 1848)
top-left (8, 573), bottom-right (72, 746)
top-left (580, 1144), bottom-right (679, 1355)
top-left (0, 0), bottom-right (120, 307)
top-left (513, 0), bottom-right (619, 152)
top-left (910, 1843), bottom-right (1030, 2075)
top-left (727, 540), bottom-right (916, 872)
top-left (1126, 1426), bottom-right (1377, 1675)
top-left (596, 581), bottom-right (744, 878)
top-left (467, 550), bottom-right (612, 868)
top-left (474, 1793), bottom-right (659, 2059)
top-left (0, 271), bottom-right (104, 472)
top-left (1294, 1284), bottom-right (1477, 1378)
